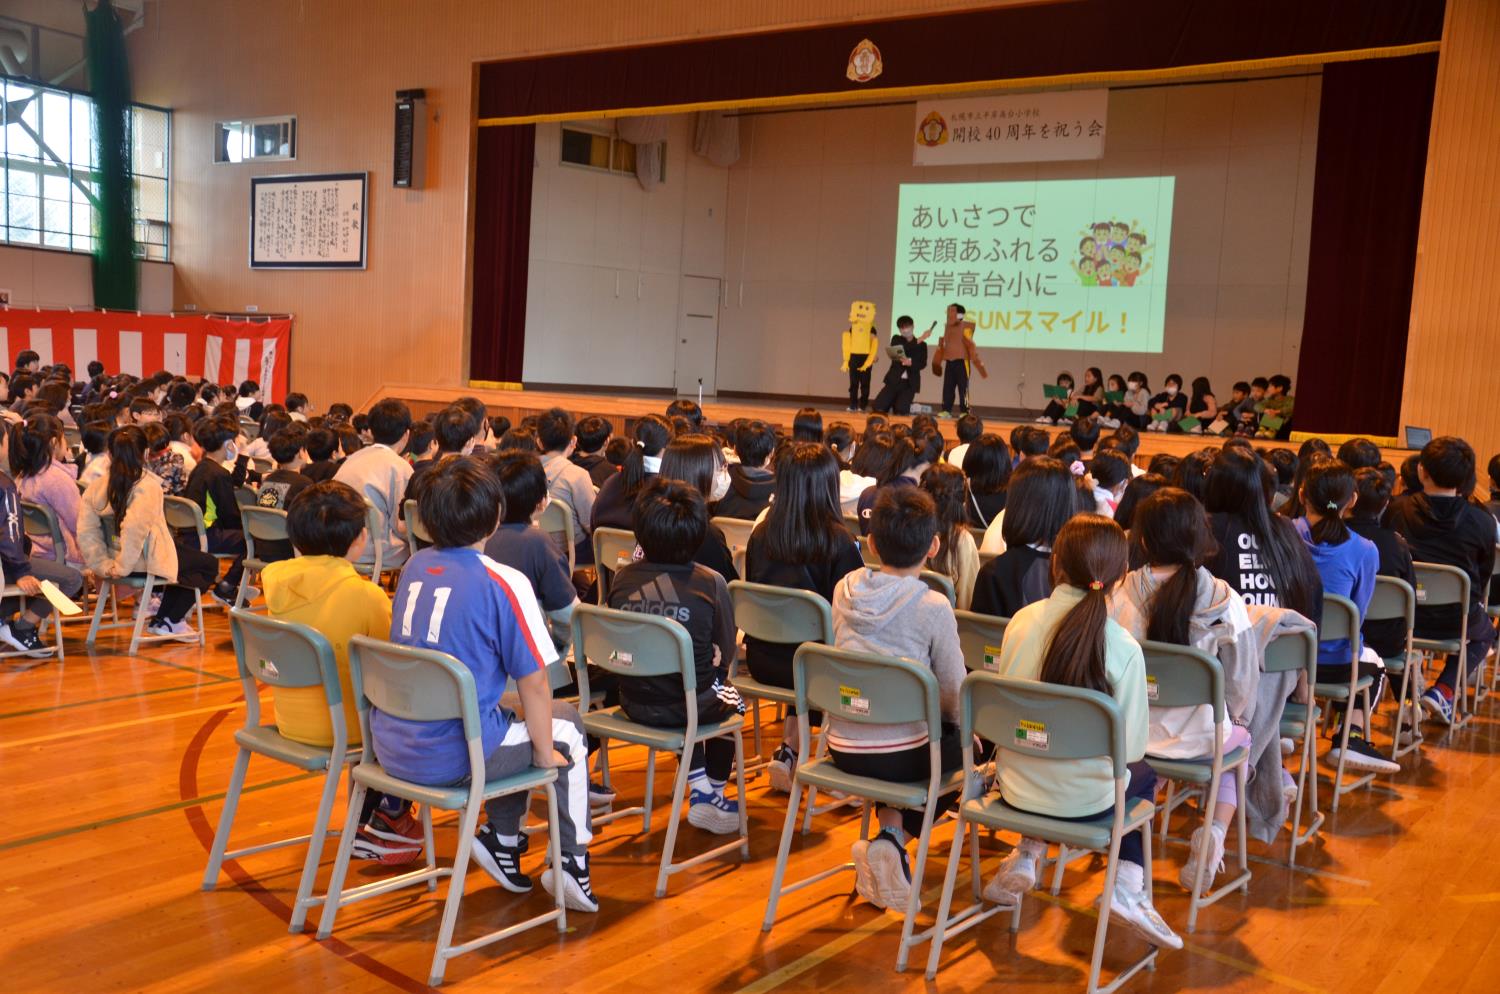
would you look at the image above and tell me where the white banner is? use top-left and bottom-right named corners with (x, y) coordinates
top-left (913, 89), bottom-right (1107, 166)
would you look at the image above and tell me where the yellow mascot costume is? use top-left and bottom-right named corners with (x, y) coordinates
top-left (841, 300), bottom-right (878, 411)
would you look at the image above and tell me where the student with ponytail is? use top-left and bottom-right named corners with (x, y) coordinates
top-left (13, 414), bottom-right (82, 565)
top-left (591, 413), bottom-right (672, 532)
top-left (1111, 488), bottom-right (1265, 890)
top-left (0, 420), bottom-right (85, 654)
top-left (1294, 460), bottom-right (1393, 773)
top-left (986, 514), bottom-right (1181, 950)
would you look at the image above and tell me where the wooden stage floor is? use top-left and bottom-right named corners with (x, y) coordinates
top-left (5, 608), bottom-right (1500, 993)
top-left (381, 384), bottom-right (1418, 466)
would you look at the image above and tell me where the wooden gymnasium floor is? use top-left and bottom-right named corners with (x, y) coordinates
top-left (6, 607), bottom-right (1500, 993)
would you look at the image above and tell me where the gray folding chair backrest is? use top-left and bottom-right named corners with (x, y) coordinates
top-left (792, 643), bottom-right (940, 732)
top-left (964, 671), bottom-right (1124, 774)
top-left (164, 495), bottom-right (210, 552)
top-left (1319, 593), bottom-right (1362, 661)
top-left (1262, 627), bottom-right (1317, 678)
top-left (843, 513), bottom-right (862, 535)
top-left (1412, 562), bottom-right (1470, 609)
top-left (1139, 639), bottom-right (1225, 724)
top-left (362, 501), bottom-right (386, 577)
top-left (235, 486), bottom-right (257, 507)
top-left (403, 498), bottom-right (433, 546)
top-left (728, 581), bottom-right (834, 645)
top-left (919, 569), bottom-right (956, 605)
top-left (592, 527), bottom-right (639, 604)
top-left (1367, 575), bottom-right (1415, 628)
top-left (241, 506), bottom-right (291, 562)
top-left (347, 635), bottom-right (479, 761)
top-left (571, 604), bottom-right (695, 701)
top-left (252, 456), bottom-right (275, 477)
top-left (19, 500), bottom-right (66, 563)
top-left (858, 534), bottom-right (883, 567)
top-left (240, 418), bottom-right (260, 439)
top-left (63, 424), bottom-right (81, 452)
top-left (538, 497), bottom-right (576, 574)
top-left (711, 516), bottom-right (756, 556)
top-left (955, 609), bottom-right (1010, 672)
top-left (230, 608), bottom-right (340, 735)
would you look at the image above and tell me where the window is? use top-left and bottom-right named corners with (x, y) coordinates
top-left (560, 126), bottom-right (658, 179)
top-left (214, 116), bottom-right (296, 163)
top-left (0, 76), bottom-right (172, 260)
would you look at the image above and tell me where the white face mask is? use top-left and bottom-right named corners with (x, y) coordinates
top-left (1127, 381), bottom-right (1141, 390)
top-left (710, 466), bottom-right (731, 503)
top-left (224, 442), bottom-right (237, 461)
top-left (1165, 385), bottom-right (1179, 397)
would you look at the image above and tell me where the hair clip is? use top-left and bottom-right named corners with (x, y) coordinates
top-left (1326, 500), bottom-right (1339, 510)
top-left (1088, 580), bottom-right (1103, 591)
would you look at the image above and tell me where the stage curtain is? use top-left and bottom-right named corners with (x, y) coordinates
top-left (1294, 53), bottom-right (1438, 437)
top-left (470, 124), bottom-right (536, 384)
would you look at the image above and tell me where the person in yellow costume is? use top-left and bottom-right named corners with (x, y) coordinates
top-left (841, 300), bottom-right (879, 412)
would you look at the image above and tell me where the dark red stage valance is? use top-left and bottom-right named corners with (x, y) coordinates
top-left (477, 0), bottom-right (1444, 122)
top-left (470, 123), bottom-right (535, 385)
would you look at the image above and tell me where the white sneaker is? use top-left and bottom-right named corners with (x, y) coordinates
top-left (767, 744), bottom-right (796, 794)
top-left (982, 846), bottom-right (1038, 905)
top-left (1034, 415), bottom-right (1054, 424)
top-left (1108, 882), bottom-right (1183, 950)
top-left (1098, 417), bottom-right (1120, 428)
top-left (851, 839), bottom-right (883, 909)
top-left (1178, 824), bottom-right (1226, 892)
top-left (863, 831), bottom-right (913, 910)
top-left (1280, 737), bottom-right (1295, 756)
top-left (1281, 769), bottom-right (1299, 811)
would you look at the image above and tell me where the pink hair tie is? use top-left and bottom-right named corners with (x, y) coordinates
top-left (1070, 460), bottom-right (1086, 476)
top-left (1088, 580), bottom-right (1103, 591)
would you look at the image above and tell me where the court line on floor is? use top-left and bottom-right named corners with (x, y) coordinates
top-left (0, 700), bottom-right (249, 749)
top-left (0, 679), bottom-right (236, 721)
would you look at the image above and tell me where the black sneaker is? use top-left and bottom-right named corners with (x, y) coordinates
top-left (542, 851), bottom-right (599, 913)
top-left (1329, 733), bottom-right (1400, 774)
top-left (472, 823), bottom-right (532, 893)
top-left (210, 581), bottom-right (237, 609)
top-left (1, 623), bottom-right (49, 658)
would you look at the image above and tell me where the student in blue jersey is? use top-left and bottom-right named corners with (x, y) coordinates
top-left (373, 456), bottom-right (599, 913)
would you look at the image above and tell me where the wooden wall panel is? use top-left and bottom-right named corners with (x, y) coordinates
top-left (122, 0), bottom-right (1034, 409)
top-left (1401, 0), bottom-right (1500, 465)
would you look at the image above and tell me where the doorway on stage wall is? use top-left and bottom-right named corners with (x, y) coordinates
top-left (675, 275), bottom-right (720, 398)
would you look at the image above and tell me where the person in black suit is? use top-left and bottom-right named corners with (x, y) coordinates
top-left (870, 316), bottom-right (933, 415)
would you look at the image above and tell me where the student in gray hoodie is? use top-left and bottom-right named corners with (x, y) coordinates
top-left (828, 486), bottom-right (966, 912)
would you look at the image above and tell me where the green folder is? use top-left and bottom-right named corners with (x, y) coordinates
top-left (1177, 416), bottom-right (1201, 432)
top-left (1253, 401), bottom-right (1267, 413)
top-left (1044, 384), bottom-right (1070, 400)
top-left (1065, 403), bottom-right (1080, 418)
top-left (1260, 413), bottom-right (1285, 431)
top-left (1151, 410), bottom-right (1174, 422)
top-left (1105, 390), bottom-right (1125, 403)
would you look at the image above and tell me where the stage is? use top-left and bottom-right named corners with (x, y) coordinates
top-left (374, 383), bottom-right (1418, 467)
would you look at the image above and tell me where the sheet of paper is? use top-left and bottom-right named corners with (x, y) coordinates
top-left (38, 580), bottom-right (83, 616)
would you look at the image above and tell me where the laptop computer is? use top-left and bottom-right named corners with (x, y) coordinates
top-left (1404, 426), bottom-right (1432, 449)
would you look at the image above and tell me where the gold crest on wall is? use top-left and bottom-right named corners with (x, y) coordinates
top-left (846, 39), bottom-right (883, 83)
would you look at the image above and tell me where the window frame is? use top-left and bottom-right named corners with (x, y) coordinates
top-left (213, 114), bottom-right (297, 165)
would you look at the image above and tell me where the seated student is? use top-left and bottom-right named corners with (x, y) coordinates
top-left (284, 392), bottom-right (311, 423)
top-left (484, 450), bottom-right (579, 650)
top-left (947, 413), bottom-right (985, 472)
top-left (657, 434), bottom-right (738, 582)
top-left (592, 414), bottom-right (671, 532)
top-left (1220, 382), bottom-right (1251, 433)
top-left (407, 406), bottom-right (475, 504)
top-left (921, 463), bottom-right (979, 610)
top-left (985, 514), bottom-right (1182, 949)
top-left (1105, 372), bottom-right (1151, 430)
top-left (535, 407), bottom-right (596, 567)
top-left (856, 429), bottom-right (941, 534)
top-left (839, 434), bottom-right (886, 516)
top-left (161, 413), bottom-right (198, 478)
top-left (964, 434), bottom-right (1011, 530)
top-left (1146, 374), bottom-right (1188, 431)
top-left (1103, 424), bottom-right (1145, 479)
top-left (184, 417), bottom-right (251, 606)
top-left (1231, 377), bottom-right (1269, 435)
top-left (608, 479), bottom-right (745, 835)
top-left (13, 415), bottom-right (82, 566)
top-left (0, 423), bottom-right (85, 654)
top-left (1255, 374), bottom-right (1295, 439)
top-left (260, 480), bottom-right (422, 864)
top-left (254, 424), bottom-right (312, 511)
top-left (1008, 424), bottom-right (1050, 466)
top-left (404, 421), bottom-right (437, 469)
top-left (1266, 448), bottom-right (1297, 510)
top-left (1068, 415), bottom-right (1102, 462)
top-left (1174, 377), bottom-right (1218, 433)
top-left (242, 409), bottom-right (292, 464)
top-left (828, 487), bottom-right (965, 910)
top-left (143, 422), bottom-right (188, 496)
top-left (333, 398), bottom-right (413, 573)
top-left (789, 407), bottom-right (822, 444)
top-left (603, 436), bottom-right (631, 476)
top-left (973, 457), bottom-right (1073, 613)
top-left (1292, 461), bottom-right (1397, 772)
top-left (337, 424), bottom-right (364, 461)
top-left (1337, 437), bottom-right (1382, 472)
top-left (666, 398), bottom-right (705, 433)
top-left (301, 427), bottom-right (340, 483)
top-left (825, 421), bottom-right (857, 470)
top-left (1486, 455), bottom-right (1500, 607)
top-left (1036, 370), bottom-right (1076, 425)
top-left (744, 442), bottom-right (865, 791)
top-left (78, 426), bottom-right (219, 641)
top-left (78, 420), bottom-right (111, 485)
top-left (373, 459), bottom-right (596, 909)
top-left (1113, 472), bottom-right (1169, 536)
top-left (1089, 450), bottom-right (1133, 519)
top-left (1111, 488), bottom-right (1263, 889)
top-left (570, 416), bottom-right (616, 488)
top-left (235, 379), bottom-right (261, 414)
top-left (1387, 437), bottom-right (1498, 724)
top-left (715, 420), bottom-right (776, 521)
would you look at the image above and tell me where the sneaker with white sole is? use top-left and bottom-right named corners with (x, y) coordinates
top-left (983, 846), bottom-right (1038, 905)
top-left (351, 808), bottom-right (424, 865)
top-left (1420, 687), bottom-right (1455, 725)
top-left (0, 624), bottom-right (50, 658)
top-left (147, 617), bottom-right (199, 643)
top-left (588, 780), bottom-right (616, 807)
top-left (1108, 882), bottom-right (1183, 950)
top-left (1178, 824), bottom-right (1226, 893)
top-left (1034, 415), bottom-right (1055, 424)
top-left (686, 786), bottom-right (740, 835)
top-left (1328, 734), bottom-right (1400, 774)
top-left (472, 823), bottom-right (532, 893)
top-left (1280, 736), bottom-right (1295, 756)
top-left (851, 839), bottom-right (883, 908)
top-left (1281, 769), bottom-right (1299, 811)
top-left (768, 744), bottom-right (797, 794)
top-left (541, 851), bottom-right (599, 913)
top-left (864, 830), bottom-right (913, 910)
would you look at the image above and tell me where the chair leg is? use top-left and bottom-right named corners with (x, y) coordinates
top-left (1050, 844), bottom-right (1069, 895)
top-left (289, 760), bottom-right (344, 933)
top-left (544, 783), bottom-right (567, 931)
top-left (421, 804), bottom-right (438, 892)
top-left (733, 733), bottom-right (750, 859)
top-left (895, 802), bottom-right (938, 971)
top-left (967, 821), bottom-right (983, 900)
top-left (642, 748), bottom-right (656, 835)
top-left (127, 579), bottom-right (153, 655)
top-left (201, 748), bottom-right (251, 890)
top-left (86, 580), bottom-right (109, 645)
top-left (655, 748), bottom-right (695, 898)
top-left (750, 697), bottom-right (764, 762)
top-left (195, 589), bottom-right (206, 646)
top-left (1186, 771), bottom-right (1222, 933)
top-left (924, 811), bottom-right (969, 979)
top-left (428, 799), bottom-right (484, 987)
top-left (1086, 834), bottom-right (1125, 994)
top-left (1233, 764), bottom-right (1250, 890)
top-left (761, 765), bottom-right (805, 931)
top-left (316, 783), bottom-right (369, 939)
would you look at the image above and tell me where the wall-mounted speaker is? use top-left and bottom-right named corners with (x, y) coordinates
top-left (394, 89), bottom-right (427, 189)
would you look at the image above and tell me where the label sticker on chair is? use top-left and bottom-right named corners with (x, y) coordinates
top-left (258, 658), bottom-right (279, 680)
top-left (610, 651), bottom-right (633, 667)
top-left (1015, 719), bottom-right (1048, 750)
top-left (1415, 583), bottom-right (1427, 603)
top-left (1146, 675), bottom-right (1159, 701)
top-left (839, 684), bottom-right (869, 715)
top-left (983, 645), bottom-right (1002, 671)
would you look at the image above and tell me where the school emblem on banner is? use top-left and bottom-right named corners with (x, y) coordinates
top-left (916, 110), bottom-right (948, 147)
top-left (846, 39), bottom-right (883, 83)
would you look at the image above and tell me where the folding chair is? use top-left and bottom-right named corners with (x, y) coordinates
top-left (1312, 594), bottom-right (1375, 811)
top-left (955, 609), bottom-right (1009, 672)
top-left (1488, 546), bottom-right (1500, 695)
top-left (403, 498), bottom-right (433, 550)
top-left (1265, 628), bottom-right (1323, 866)
top-left (762, 643), bottom-right (964, 971)
top-left (539, 497), bottom-right (577, 575)
top-left (239, 417), bottom-right (260, 439)
top-left (202, 611), bottom-right (350, 932)
top-left (925, 673), bottom-right (1159, 992)
top-left (1139, 640), bottom-right (1250, 932)
top-left (317, 636), bottom-right (566, 986)
top-left (85, 515), bottom-right (206, 653)
top-left (234, 506), bottom-right (291, 609)
top-left (711, 515), bottom-right (755, 580)
top-left (352, 501), bottom-right (403, 585)
top-left (919, 569), bottom-right (956, 605)
top-left (572, 604), bottom-right (750, 897)
top-left (164, 494), bottom-right (239, 585)
top-left (251, 456), bottom-right (275, 477)
top-left (591, 526), bottom-right (638, 605)
top-left (234, 485), bottom-right (258, 508)
top-left (858, 533), bottom-right (883, 567)
top-left (1368, 576), bottom-right (1420, 761)
top-left (20, 500), bottom-right (67, 564)
top-left (1411, 562), bottom-right (1472, 727)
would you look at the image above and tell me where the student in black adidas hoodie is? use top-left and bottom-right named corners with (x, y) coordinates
top-left (714, 420), bottom-right (776, 520)
top-left (1386, 437), bottom-right (1497, 724)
